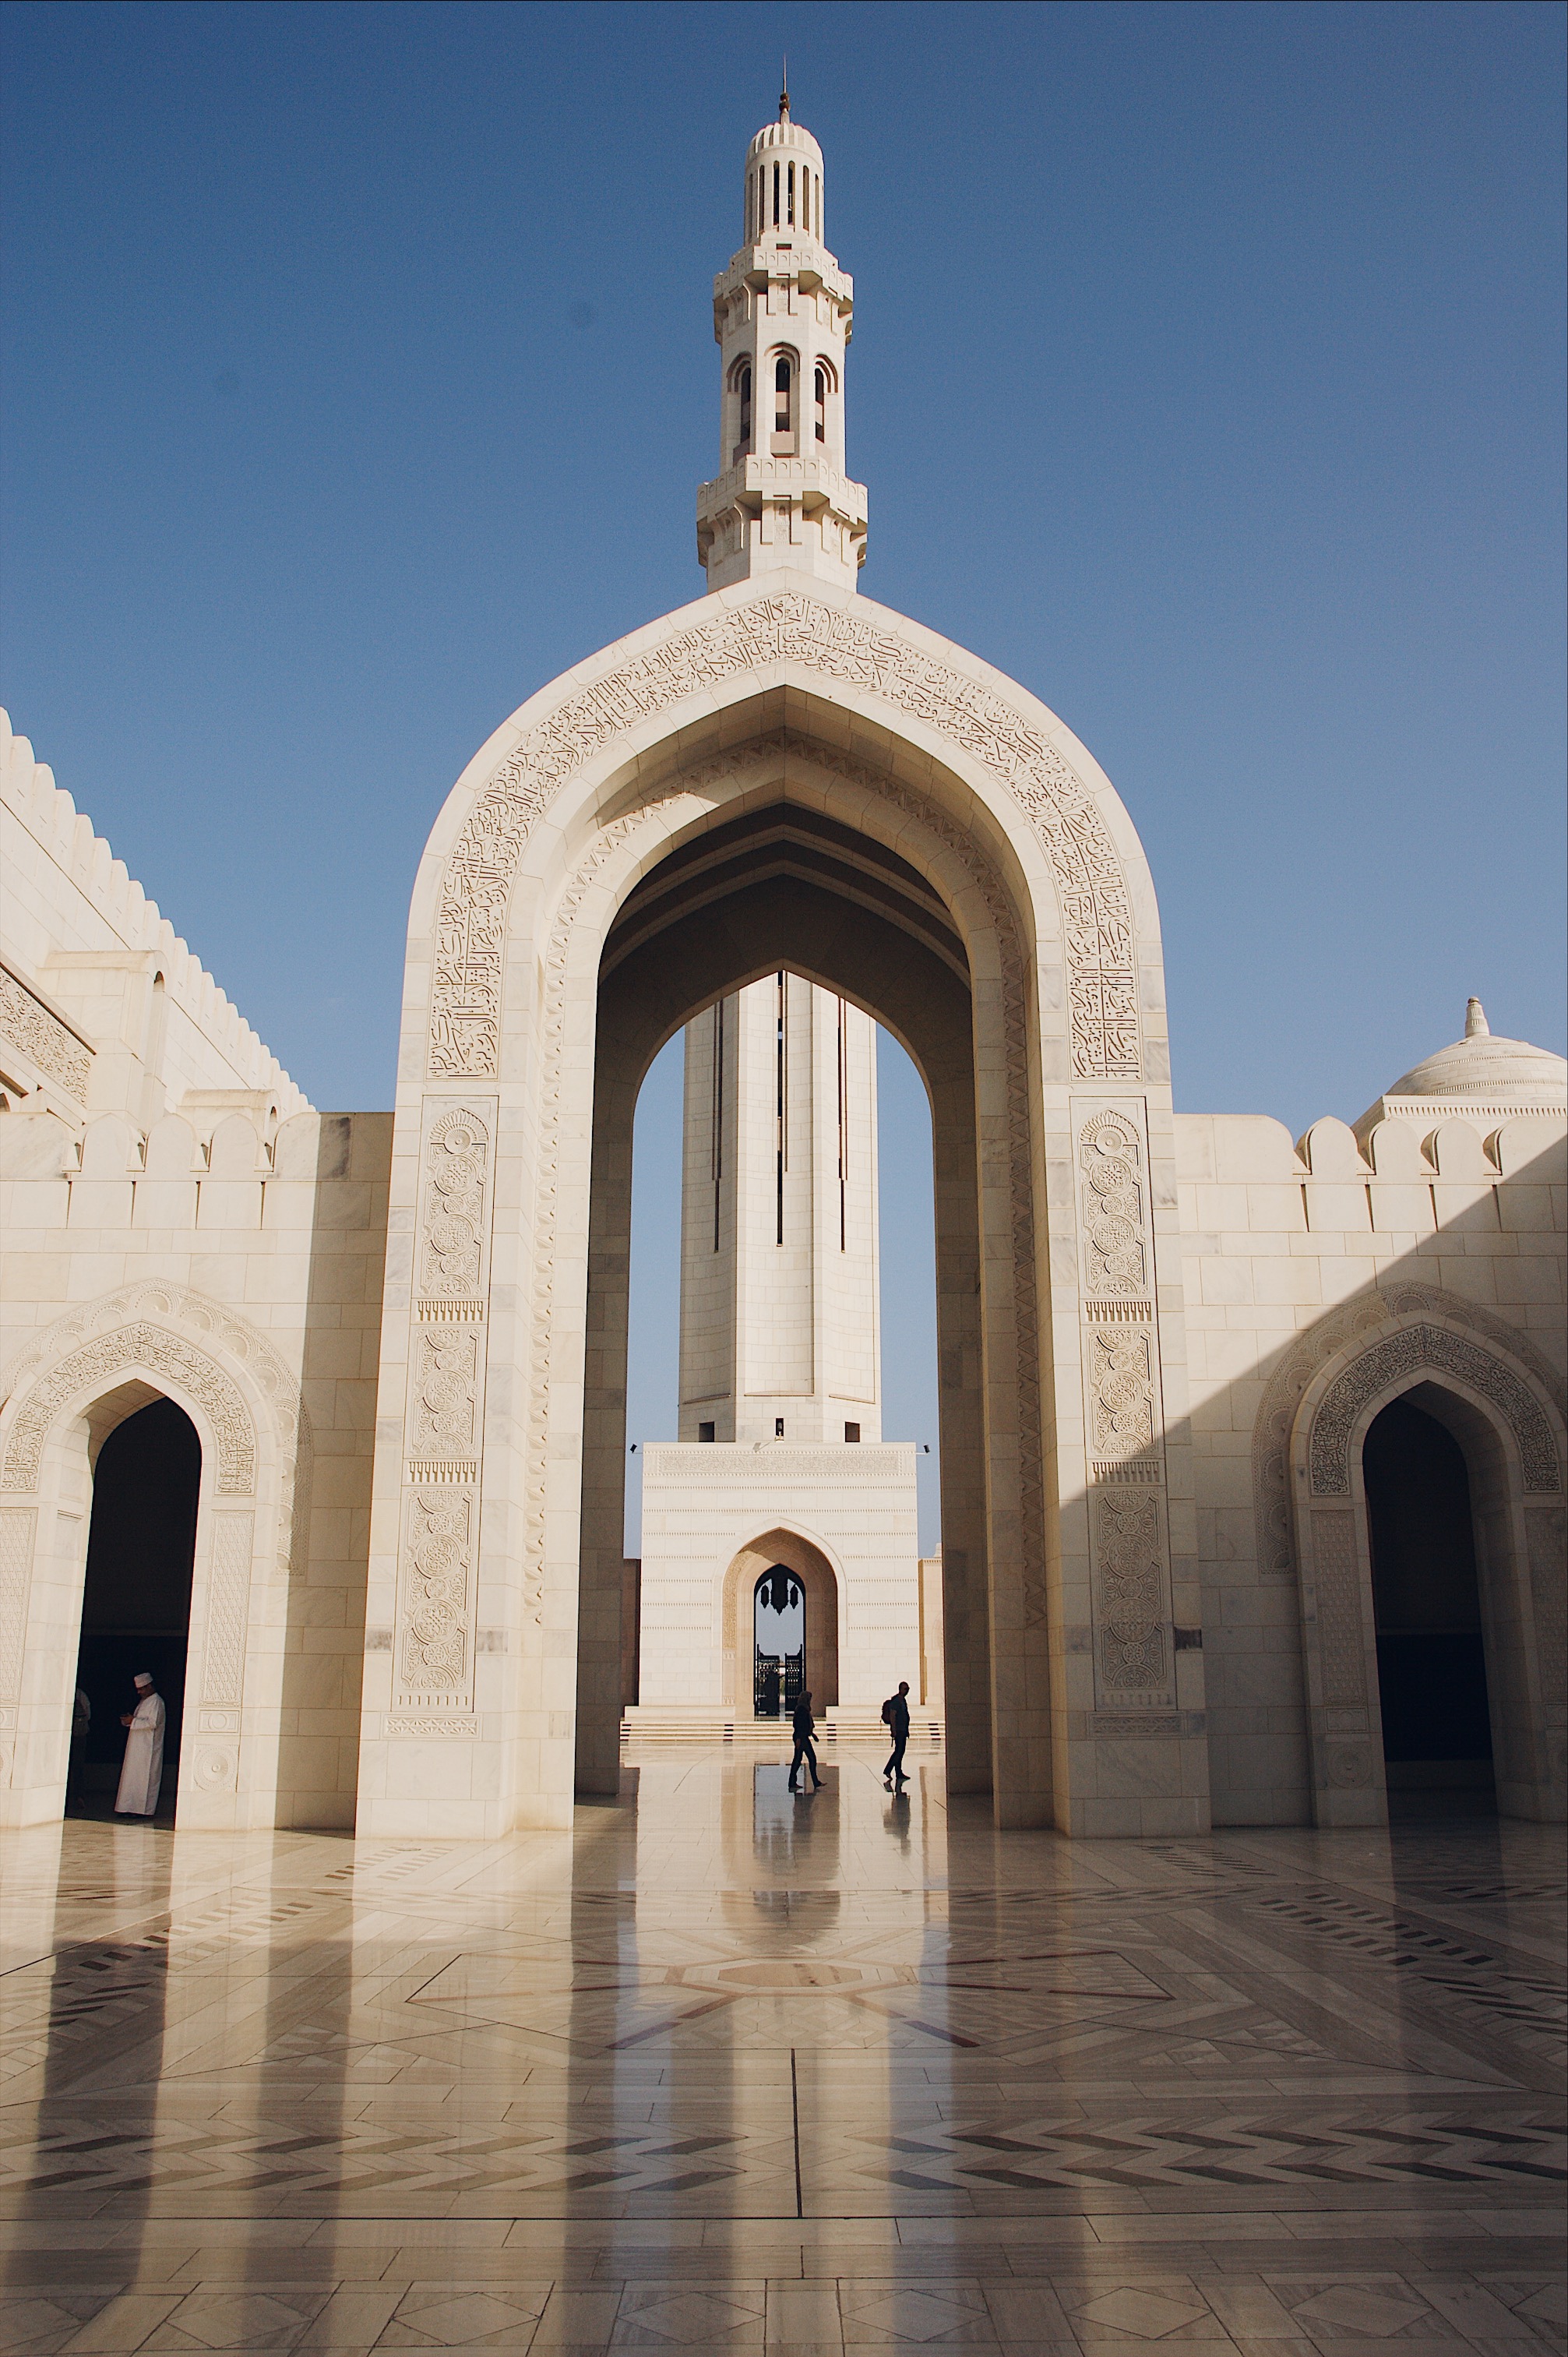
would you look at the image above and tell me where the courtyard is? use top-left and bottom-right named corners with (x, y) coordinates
top-left (0, 1740), bottom-right (1562, 2352)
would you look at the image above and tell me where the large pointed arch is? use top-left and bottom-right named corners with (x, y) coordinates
top-left (359, 572), bottom-right (1204, 1840)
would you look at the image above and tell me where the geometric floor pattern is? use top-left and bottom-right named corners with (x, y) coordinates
top-left (0, 1743), bottom-right (1562, 2352)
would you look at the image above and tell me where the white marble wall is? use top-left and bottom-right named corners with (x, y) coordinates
top-left (1177, 1107), bottom-right (1567, 1826)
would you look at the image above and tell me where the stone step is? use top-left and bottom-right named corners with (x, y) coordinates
top-left (621, 1710), bottom-right (944, 1748)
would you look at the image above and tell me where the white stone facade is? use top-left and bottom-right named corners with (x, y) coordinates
top-left (0, 715), bottom-right (389, 1832)
top-left (2, 97), bottom-right (1562, 1839)
top-left (635, 1442), bottom-right (920, 1717)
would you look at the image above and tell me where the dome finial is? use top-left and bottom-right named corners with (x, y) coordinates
top-left (779, 58), bottom-right (789, 122)
top-left (1465, 996), bottom-right (1490, 1039)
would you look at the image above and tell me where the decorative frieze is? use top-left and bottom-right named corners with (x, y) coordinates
top-left (0, 959), bottom-right (92, 1103)
top-left (428, 592), bottom-right (1140, 1085)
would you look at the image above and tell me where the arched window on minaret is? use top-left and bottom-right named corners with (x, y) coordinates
top-left (732, 363), bottom-right (752, 466)
top-left (773, 356), bottom-right (794, 450)
top-left (814, 365), bottom-right (827, 444)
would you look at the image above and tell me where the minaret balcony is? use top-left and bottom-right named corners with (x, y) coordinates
top-left (697, 453), bottom-right (867, 526)
top-left (714, 245), bottom-right (852, 305)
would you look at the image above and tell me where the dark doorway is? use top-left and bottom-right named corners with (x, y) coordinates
top-left (754, 1565), bottom-right (804, 1718)
top-left (70, 1398), bottom-right (200, 1820)
top-left (1364, 1395), bottom-right (1493, 1800)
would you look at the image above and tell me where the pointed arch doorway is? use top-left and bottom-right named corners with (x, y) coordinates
top-left (70, 1392), bottom-right (200, 1820)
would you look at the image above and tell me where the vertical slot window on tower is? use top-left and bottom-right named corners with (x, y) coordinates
top-left (815, 366), bottom-right (827, 444)
top-left (803, 171), bottom-right (811, 234)
top-left (735, 366), bottom-right (752, 464)
top-left (775, 972), bottom-right (788, 1246)
top-left (773, 161), bottom-right (780, 226)
top-left (711, 997), bottom-right (724, 1253)
top-left (788, 162), bottom-right (795, 225)
top-left (837, 997), bottom-right (848, 1251)
top-left (775, 358), bottom-right (792, 437)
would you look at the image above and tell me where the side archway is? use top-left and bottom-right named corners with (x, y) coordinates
top-left (0, 1283), bottom-right (309, 1829)
top-left (1288, 1304), bottom-right (1566, 1825)
top-left (720, 1528), bottom-right (840, 1713)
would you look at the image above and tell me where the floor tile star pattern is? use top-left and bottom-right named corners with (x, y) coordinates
top-left (0, 1746), bottom-right (1562, 2352)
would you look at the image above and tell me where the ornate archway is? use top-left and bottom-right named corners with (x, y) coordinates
top-left (1284, 1293), bottom-right (1566, 1824)
top-left (0, 1282), bottom-right (308, 1828)
top-left (358, 576), bottom-right (1205, 1838)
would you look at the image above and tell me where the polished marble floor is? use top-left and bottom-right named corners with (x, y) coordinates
top-left (0, 1742), bottom-right (1563, 2354)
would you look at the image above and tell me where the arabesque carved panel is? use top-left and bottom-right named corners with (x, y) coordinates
top-left (2, 1324), bottom-right (257, 1494)
top-left (0, 961), bottom-right (92, 1102)
top-left (1309, 1323), bottom-right (1560, 1496)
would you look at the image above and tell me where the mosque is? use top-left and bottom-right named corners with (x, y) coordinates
top-left (1, 90), bottom-right (1563, 1845)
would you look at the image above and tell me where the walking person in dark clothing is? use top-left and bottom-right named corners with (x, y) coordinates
top-left (788, 1689), bottom-right (822, 1791)
top-left (882, 1681), bottom-right (911, 1786)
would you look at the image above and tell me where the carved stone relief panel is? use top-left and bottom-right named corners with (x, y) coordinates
top-left (0, 959), bottom-right (93, 1103)
top-left (391, 1098), bottom-right (496, 1717)
top-left (201, 1511), bottom-right (254, 1710)
top-left (428, 591), bottom-right (1142, 1084)
top-left (1309, 1323), bottom-right (1561, 1496)
top-left (2, 1325), bottom-right (258, 1496)
top-left (396, 1488), bottom-right (476, 1707)
top-left (0, 1509), bottom-right (36, 1708)
top-left (1526, 1505), bottom-right (1566, 1710)
top-left (1309, 1508), bottom-right (1368, 1708)
top-left (1073, 1099), bottom-right (1175, 1706)
top-left (1094, 1488), bottom-right (1171, 1696)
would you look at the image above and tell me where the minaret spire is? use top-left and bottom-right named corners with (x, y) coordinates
top-left (695, 94), bottom-right (868, 591)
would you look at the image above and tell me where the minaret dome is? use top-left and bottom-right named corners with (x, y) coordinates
top-left (743, 114), bottom-right (826, 246)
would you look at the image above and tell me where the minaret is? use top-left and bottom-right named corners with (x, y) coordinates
top-left (696, 82), bottom-right (868, 591)
top-left (678, 975), bottom-right (882, 1444)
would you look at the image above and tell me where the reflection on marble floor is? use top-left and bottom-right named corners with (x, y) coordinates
top-left (0, 1744), bottom-right (1563, 2352)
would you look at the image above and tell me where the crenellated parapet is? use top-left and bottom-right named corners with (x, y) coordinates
top-left (0, 708), bottom-right (311, 1138)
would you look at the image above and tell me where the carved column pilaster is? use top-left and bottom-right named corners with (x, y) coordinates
top-left (389, 1100), bottom-right (497, 1730)
top-left (1072, 1100), bottom-right (1178, 1718)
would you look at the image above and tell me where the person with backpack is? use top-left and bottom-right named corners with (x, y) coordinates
top-left (788, 1688), bottom-right (822, 1791)
top-left (881, 1681), bottom-right (911, 1787)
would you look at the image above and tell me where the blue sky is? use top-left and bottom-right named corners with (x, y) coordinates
top-left (3, 3), bottom-right (1563, 1543)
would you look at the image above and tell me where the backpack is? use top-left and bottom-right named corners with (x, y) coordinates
top-left (880, 1696), bottom-right (895, 1726)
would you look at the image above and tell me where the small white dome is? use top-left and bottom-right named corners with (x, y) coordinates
top-left (1383, 999), bottom-right (1566, 1108)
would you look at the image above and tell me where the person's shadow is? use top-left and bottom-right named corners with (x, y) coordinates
top-left (883, 1787), bottom-right (911, 1851)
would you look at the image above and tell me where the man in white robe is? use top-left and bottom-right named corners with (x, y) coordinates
top-left (115, 1672), bottom-right (165, 1817)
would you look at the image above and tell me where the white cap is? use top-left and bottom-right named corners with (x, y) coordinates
top-left (133, 1671), bottom-right (153, 1688)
